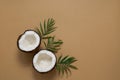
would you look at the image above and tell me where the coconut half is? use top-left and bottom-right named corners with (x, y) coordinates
top-left (33, 50), bottom-right (56, 73)
top-left (17, 30), bottom-right (41, 52)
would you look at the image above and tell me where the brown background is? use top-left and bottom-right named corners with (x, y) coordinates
top-left (0, 0), bottom-right (120, 80)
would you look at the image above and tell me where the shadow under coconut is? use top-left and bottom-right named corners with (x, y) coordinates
top-left (32, 68), bottom-right (57, 80)
top-left (17, 50), bottom-right (36, 67)
top-left (16, 45), bottom-right (43, 67)
top-left (17, 47), bottom-right (58, 80)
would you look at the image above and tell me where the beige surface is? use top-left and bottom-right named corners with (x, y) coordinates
top-left (0, 0), bottom-right (120, 80)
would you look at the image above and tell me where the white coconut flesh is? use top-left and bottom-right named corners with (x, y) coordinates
top-left (18, 30), bottom-right (40, 52)
top-left (33, 50), bottom-right (56, 72)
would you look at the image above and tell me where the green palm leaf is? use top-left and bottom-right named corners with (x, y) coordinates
top-left (56, 55), bottom-right (78, 76)
top-left (44, 36), bottom-right (63, 53)
top-left (35, 18), bottom-right (78, 77)
top-left (36, 18), bottom-right (56, 39)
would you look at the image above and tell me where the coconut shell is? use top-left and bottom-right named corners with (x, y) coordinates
top-left (17, 29), bottom-right (41, 53)
top-left (32, 49), bottom-right (57, 73)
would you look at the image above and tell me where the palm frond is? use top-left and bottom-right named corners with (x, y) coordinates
top-left (35, 18), bottom-right (78, 77)
top-left (36, 18), bottom-right (56, 39)
top-left (56, 55), bottom-right (78, 76)
top-left (44, 36), bottom-right (63, 53)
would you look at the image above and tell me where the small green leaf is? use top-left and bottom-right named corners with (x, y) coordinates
top-left (69, 65), bottom-right (78, 70)
top-left (40, 22), bottom-right (44, 35)
top-left (35, 27), bottom-right (41, 36)
top-left (56, 55), bottom-right (78, 77)
top-left (60, 55), bottom-right (69, 63)
top-left (58, 55), bottom-right (62, 63)
top-left (44, 20), bottom-right (47, 33)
